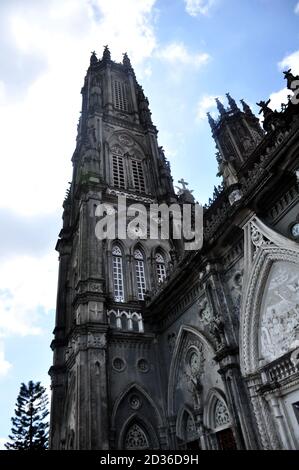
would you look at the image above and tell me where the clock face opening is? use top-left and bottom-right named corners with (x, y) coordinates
top-left (291, 222), bottom-right (299, 239)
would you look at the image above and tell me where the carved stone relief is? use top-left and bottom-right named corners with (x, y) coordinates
top-left (214, 399), bottom-right (230, 428)
top-left (197, 298), bottom-right (212, 324)
top-left (259, 261), bottom-right (299, 364)
top-left (124, 423), bottom-right (149, 450)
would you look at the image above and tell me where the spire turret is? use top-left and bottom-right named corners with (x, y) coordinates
top-left (240, 99), bottom-right (254, 116)
top-left (90, 51), bottom-right (98, 66)
top-left (226, 93), bottom-right (239, 112)
top-left (215, 97), bottom-right (226, 115)
top-left (207, 112), bottom-right (216, 131)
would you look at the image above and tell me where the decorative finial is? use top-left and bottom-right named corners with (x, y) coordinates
top-left (175, 178), bottom-right (194, 202)
top-left (283, 68), bottom-right (299, 90)
top-left (123, 52), bottom-right (132, 69)
top-left (177, 178), bottom-right (189, 191)
top-left (226, 93), bottom-right (239, 112)
top-left (215, 97), bottom-right (226, 116)
top-left (240, 99), bottom-right (254, 115)
top-left (90, 51), bottom-right (97, 66)
top-left (256, 99), bottom-right (272, 117)
top-left (102, 45), bottom-right (111, 61)
top-left (207, 112), bottom-right (216, 130)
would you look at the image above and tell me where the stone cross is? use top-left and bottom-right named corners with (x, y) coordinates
top-left (177, 178), bottom-right (189, 190)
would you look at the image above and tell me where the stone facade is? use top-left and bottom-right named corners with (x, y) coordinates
top-left (49, 48), bottom-right (299, 450)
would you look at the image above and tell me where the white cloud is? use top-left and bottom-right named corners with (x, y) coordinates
top-left (0, 253), bottom-right (57, 338)
top-left (267, 50), bottom-right (299, 112)
top-left (0, 437), bottom-right (7, 450)
top-left (0, 343), bottom-right (11, 378)
top-left (196, 94), bottom-right (222, 121)
top-left (0, 1), bottom-right (161, 391)
top-left (157, 42), bottom-right (210, 68)
top-left (269, 87), bottom-right (290, 112)
top-left (0, 0), bottom-right (158, 216)
top-left (184, 0), bottom-right (216, 16)
top-left (278, 50), bottom-right (299, 75)
top-left (0, 81), bottom-right (5, 105)
top-left (294, 2), bottom-right (299, 14)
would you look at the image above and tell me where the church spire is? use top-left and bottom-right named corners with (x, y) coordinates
top-left (226, 93), bottom-right (239, 112)
top-left (215, 97), bottom-right (226, 116)
top-left (207, 112), bottom-right (216, 131)
top-left (240, 99), bottom-right (254, 116)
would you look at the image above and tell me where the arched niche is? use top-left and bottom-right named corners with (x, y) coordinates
top-left (176, 406), bottom-right (199, 445)
top-left (204, 389), bottom-right (236, 450)
top-left (167, 325), bottom-right (217, 417)
top-left (111, 383), bottom-right (163, 450)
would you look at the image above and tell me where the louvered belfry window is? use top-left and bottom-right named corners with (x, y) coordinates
top-left (112, 154), bottom-right (125, 188)
top-left (131, 160), bottom-right (145, 193)
top-left (113, 80), bottom-right (128, 112)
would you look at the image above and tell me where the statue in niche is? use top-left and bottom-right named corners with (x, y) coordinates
top-left (210, 317), bottom-right (226, 349)
top-left (183, 345), bottom-right (205, 409)
top-left (230, 270), bottom-right (243, 309)
top-left (218, 158), bottom-right (239, 187)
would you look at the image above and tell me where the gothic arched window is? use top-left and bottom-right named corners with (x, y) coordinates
top-left (134, 249), bottom-right (146, 300)
top-left (124, 423), bottom-right (149, 450)
top-left (112, 245), bottom-right (124, 302)
top-left (155, 252), bottom-right (166, 283)
top-left (131, 159), bottom-right (145, 193)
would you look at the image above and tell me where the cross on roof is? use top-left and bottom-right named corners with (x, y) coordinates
top-left (177, 178), bottom-right (189, 190)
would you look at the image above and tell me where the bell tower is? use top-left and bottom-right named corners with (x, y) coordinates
top-left (49, 47), bottom-right (178, 450)
top-left (207, 94), bottom-right (264, 204)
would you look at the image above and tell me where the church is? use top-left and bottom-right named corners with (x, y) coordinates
top-left (49, 46), bottom-right (299, 450)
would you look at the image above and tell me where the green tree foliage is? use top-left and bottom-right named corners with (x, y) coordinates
top-left (5, 381), bottom-right (49, 450)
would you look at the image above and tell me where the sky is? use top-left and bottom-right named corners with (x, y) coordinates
top-left (0, 0), bottom-right (299, 447)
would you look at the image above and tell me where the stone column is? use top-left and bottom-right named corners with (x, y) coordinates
top-left (269, 395), bottom-right (294, 449)
top-left (75, 329), bottom-right (109, 449)
top-left (218, 358), bottom-right (259, 449)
